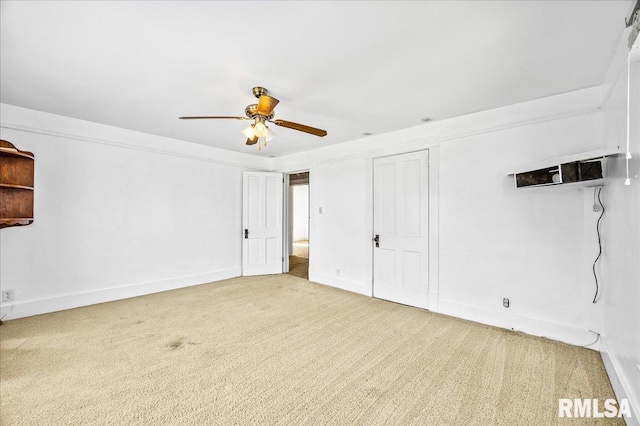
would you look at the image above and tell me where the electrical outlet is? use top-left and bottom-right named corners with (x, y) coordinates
top-left (2, 290), bottom-right (15, 302)
top-left (503, 298), bottom-right (510, 308)
top-left (336, 268), bottom-right (340, 276)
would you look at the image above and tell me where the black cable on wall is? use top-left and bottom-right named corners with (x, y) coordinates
top-left (592, 187), bottom-right (605, 304)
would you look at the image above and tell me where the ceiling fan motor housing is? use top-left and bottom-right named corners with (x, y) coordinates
top-left (244, 104), bottom-right (274, 120)
top-left (252, 86), bottom-right (268, 98)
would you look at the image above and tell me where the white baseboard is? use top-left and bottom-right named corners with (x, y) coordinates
top-left (428, 291), bottom-right (439, 312)
top-left (309, 271), bottom-right (371, 297)
top-left (303, 279), bottom-right (598, 349)
top-left (0, 268), bottom-right (241, 320)
top-left (600, 337), bottom-right (640, 426)
top-left (438, 299), bottom-right (600, 349)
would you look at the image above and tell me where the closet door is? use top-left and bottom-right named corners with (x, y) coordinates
top-left (242, 171), bottom-right (283, 276)
top-left (373, 151), bottom-right (429, 309)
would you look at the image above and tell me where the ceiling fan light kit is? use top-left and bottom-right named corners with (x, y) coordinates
top-left (179, 86), bottom-right (327, 151)
top-left (241, 125), bottom-right (255, 140)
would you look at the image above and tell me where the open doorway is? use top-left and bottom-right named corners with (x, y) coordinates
top-left (287, 171), bottom-right (309, 279)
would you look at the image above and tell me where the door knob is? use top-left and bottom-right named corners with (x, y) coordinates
top-left (373, 234), bottom-right (379, 248)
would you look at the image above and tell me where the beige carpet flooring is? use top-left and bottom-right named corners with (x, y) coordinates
top-left (288, 240), bottom-right (309, 280)
top-left (0, 274), bottom-right (621, 425)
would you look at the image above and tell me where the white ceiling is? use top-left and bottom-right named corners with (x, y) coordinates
top-left (0, 1), bottom-right (633, 157)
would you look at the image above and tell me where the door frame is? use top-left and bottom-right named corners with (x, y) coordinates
top-left (366, 146), bottom-right (439, 311)
top-left (283, 173), bottom-right (290, 273)
top-left (282, 170), bottom-right (311, 275)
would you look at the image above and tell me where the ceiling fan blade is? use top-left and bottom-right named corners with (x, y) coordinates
top-left (256, 95), bottom-right (280, 116)
top-left (272, 119), bottom-right (327, 137)
top-left (179, 116), bottom-right (251, 120)
top-left (246, 136), bottom-right (258, 145)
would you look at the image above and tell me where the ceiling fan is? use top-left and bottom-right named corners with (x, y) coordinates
top-left (179, 87), bottom-right (327, 150)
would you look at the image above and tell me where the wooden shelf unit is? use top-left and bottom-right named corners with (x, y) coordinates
top-left (0, 140), bottom-right (34, 229)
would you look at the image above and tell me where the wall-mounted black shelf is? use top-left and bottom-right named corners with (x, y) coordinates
top-left (507, 148), bottom-right (621, 189)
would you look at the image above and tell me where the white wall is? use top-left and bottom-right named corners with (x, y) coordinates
top-left (311, 158), bottom-right (370, 294)
top-left (599, 37), bottom-right (640, 422)
top-left (438, 113), bottom-right (604, 335)
top-left (272, 86), bottom-right (606, 346)
top-left (0, 104), bottom-right (268, 319)
top-left (292, 185), bottom-right (309, 241)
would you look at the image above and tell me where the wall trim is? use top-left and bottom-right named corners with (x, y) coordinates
top-left (269, 137), bottom-right (438, 174)
top-left (0, 268), bottom-right (241, 321)
top-left (273, 105), bottom-right (598, 172)
top-left (271, 86), bottom-right (602, 172)
top-left (428, 145), bottom-right (440, 312)
top-left (0, 121), bottom-right (266, 170)
top-left (309, 271), bottom-right (371, 297)
top-left (600, 336), bottom-right (640, 426)
top-left (438, 106), bottom-right (599, 143)
top-left (438, 298), bottom-right (601, 349)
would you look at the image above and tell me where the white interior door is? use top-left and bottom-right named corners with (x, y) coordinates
top-left (373, 150), bottom-right (429, 309)
top-left (243, 171), bottom-right (283, 276)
